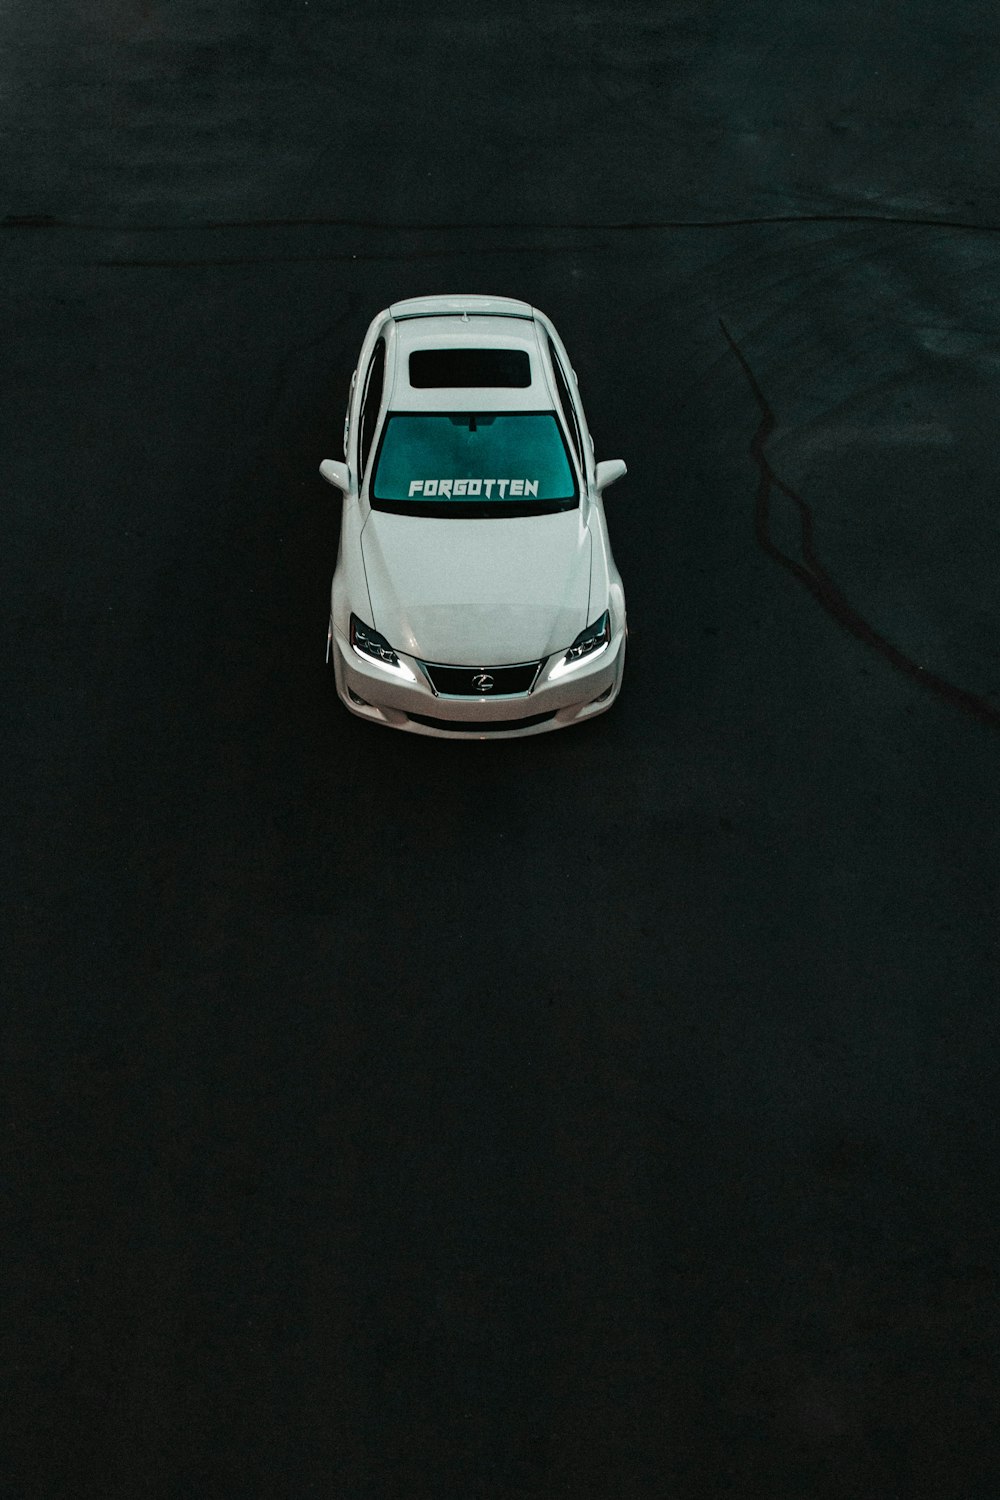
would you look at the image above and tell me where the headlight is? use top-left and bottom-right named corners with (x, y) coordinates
top-left (548, 609), bottom-right (611, 679)
top-left (349, 613), bottom-right (416, 680)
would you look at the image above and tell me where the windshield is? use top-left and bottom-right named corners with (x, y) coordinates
top-left (370, 411), bottom-right (578, 517)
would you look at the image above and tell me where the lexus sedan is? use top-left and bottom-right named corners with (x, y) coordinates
top-left (321, 293), bottom-right (627, 738)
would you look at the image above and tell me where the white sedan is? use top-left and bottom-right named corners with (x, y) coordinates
top-left (321, 294), bottom-right (627, 738)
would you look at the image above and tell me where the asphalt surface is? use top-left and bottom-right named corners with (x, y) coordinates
top-left (5, 3), bottom-right (1000, 1496)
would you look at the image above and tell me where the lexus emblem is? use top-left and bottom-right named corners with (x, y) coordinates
top-left (472, 673), bottom-right (495, 693)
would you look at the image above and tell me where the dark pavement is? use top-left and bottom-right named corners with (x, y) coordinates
top-left (5, 3), bottom-right (1000, 1496)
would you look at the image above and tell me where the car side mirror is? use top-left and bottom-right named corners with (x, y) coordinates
top-left (595, 459), bottom-right (627, 493)
top-left (319, 458), bottom-right (352, 495)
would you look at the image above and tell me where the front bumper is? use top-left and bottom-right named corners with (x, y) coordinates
top-left (330, 621), bottom-right (626, 738)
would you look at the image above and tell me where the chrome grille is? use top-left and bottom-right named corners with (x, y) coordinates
top-left (420, 660), bottom-right (542, 697)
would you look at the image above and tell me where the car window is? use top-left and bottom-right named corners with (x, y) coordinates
top-left (370, 411), bottom-right (578, 517)
top-left (358, 338), bottom-right (386, 479)
top-left (409, 348), bottom-right (531, 387)
top-left (547, 336), bottom-right (584, 471)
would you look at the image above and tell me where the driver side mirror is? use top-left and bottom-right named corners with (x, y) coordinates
top-left (595, 459), bottom-right (627, 493)
top-left (319, 458), bottom-right (352, 495)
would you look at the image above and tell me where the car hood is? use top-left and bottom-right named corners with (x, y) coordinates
top-left (360, 509), bottom-right (593, 663)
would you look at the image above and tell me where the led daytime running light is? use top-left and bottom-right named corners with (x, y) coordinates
top-left (549, 610), bottom-right (611, 679)
top-left (349, 613), bottom-right (416, 681)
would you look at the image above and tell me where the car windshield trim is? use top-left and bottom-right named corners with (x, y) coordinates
top-left (369, 409), bottom-right (579, 518)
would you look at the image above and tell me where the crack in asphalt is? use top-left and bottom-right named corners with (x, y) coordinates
top-left (4, 211), bottom-right (1000, 235)
top-left (719, 317), bottom-right (1000, 732)
top-left (87, 246), bottom-right (589, 268)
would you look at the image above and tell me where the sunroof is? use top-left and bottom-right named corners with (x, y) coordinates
top-left (408, 348), bottom-right (531, 388)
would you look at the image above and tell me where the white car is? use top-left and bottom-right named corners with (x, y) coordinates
top-left (321, 294), bottom-right (627, 738)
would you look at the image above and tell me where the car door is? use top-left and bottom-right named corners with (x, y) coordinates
top-left (546, 334), bottom-right (590, 491)
top-left (356, 337), bottom-right (386, 492)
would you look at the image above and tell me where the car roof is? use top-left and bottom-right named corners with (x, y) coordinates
top-left (388, 293), bottom-right (534, 320)
top-left (380, 296), bottom-right (554, 413)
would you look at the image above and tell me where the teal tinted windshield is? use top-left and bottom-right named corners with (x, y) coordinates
top-left (371, 412), bottom-right (577, 513)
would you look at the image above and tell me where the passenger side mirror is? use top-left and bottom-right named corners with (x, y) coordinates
top-left (595, 459), bottom-right (627, 493)
top-left (319, 458), bottom-right (352, 495)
